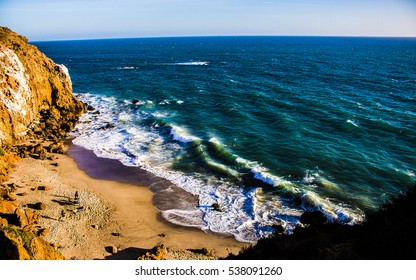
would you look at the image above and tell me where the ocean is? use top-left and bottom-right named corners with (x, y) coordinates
top-left (34, 36), bottom-right (416, 242)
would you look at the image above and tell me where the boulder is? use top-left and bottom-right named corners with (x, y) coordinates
top-left (0, 200), bottom-right (18, 215)
top-left (0, 187), bottom-right (8, 198)
top-left (104, 123), bottom-right (114, 130)
top-left (7, 183), bottom-right (19, 190)
top-left (60, 122), bottom-right (72, 132)
top-left (14, 208), bottom-right (40, 229)
top-left (0, 217), bottom-right (8, 228)
top-left (33, 126), bottom-right (43, 135)
top-left (47, 142), bottom-right (64, 154)
top-left (300, 211), bottom-right (328, 226)
top-left (272, 221), bottom-right (286, 235)
top-left (28, 235), bottom-right (65, 260)
top-left (36, 186), bottom-right (50, 191)
top-left (110, 245), bottom-right (118, 255)
top-left (212, 203), bottom-right (222, 212)
top-left (33, 144), bottom-right (46, 155)
top-left (138, 244), bottom-right (168, 260)
top-left (29, 153), bottom-right (40, 159)
top-left (200, 247), bottom-right (215, 257)
top-left (7, 192), bottom-right (17, 201)
top-left (38, 228), bottom-right (50, 236)
top-left (272, 224), bottom-right (286, 235)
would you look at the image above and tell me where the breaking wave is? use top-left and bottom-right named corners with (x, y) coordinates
top-left (71, 93), bottom-right (366, 242)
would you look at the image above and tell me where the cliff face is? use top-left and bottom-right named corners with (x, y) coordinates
top-left (0, 27), bottom-right (85, 181)
top-left (0, 26), bottom-right (85, 146)
top-left (0, 27), bottom-right (85, 260)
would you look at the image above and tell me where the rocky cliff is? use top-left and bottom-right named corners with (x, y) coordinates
top-left (0, 26), bottom-right (85, 260)
top-left (0, 26), bottom-right (85, 180)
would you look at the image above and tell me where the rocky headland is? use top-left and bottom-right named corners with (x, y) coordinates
top-left (0, 26), bottom-right (85, 259)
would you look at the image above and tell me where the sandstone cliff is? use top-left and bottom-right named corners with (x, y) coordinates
top-left (0, 26), bottom-right (85, 259)
top-left (0, 26), bottom-right (85, 181)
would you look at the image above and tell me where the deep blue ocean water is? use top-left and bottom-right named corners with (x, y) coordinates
top-left (35, 37), bottom-right (416, 242)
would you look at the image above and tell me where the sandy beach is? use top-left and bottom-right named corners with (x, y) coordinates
top-left (6, 143), bottom-right (245, 260)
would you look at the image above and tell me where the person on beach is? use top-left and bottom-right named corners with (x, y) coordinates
top-left (74, 191), bottom-right (80, 205)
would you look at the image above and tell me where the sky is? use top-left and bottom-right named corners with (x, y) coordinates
top-left (1, 0), bottom-right (415, 41)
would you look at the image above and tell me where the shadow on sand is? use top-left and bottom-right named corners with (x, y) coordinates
top-left (102, 247), bottom-right (149, 260)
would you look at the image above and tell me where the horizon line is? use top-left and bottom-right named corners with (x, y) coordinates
top-left (31, 34), bottom-right (416, 43)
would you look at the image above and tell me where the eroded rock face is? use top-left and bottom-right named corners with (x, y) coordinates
top-left (0, 26), bottom-right (84, 260)
top-left (0, 26), bottom-right (85, 148)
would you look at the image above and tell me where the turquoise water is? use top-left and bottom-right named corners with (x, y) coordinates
top-left (35, 37), bottom-right (416, 242)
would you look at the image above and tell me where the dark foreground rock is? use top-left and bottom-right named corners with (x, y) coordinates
top-left (227, 184), bottom-right (416, 260)
top-left (0, 226), bottom-right (64, 260)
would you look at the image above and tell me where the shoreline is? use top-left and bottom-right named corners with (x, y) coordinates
top-left (6, 141), bottom-right (244, 259)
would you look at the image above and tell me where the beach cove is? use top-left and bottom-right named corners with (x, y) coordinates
top-left (1, 25), bottom-right (416, 260)
top-left (5, 142), bottom-right (244, 259)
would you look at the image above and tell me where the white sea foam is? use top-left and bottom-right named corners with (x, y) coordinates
top-left (208, 137), bottom-right (221, 144)
top-left (173, 61), bottom-right (209, 66)
top-left (71, 93), bottom-right (366, 242)
top-left (251, 167), bottom-right (297, 191)
top-left (302, 170), bottom-right (339, 190)
top-left (406, 170), bottom-right (415, 177)
top-left (71, 95), bottom-right (289, 242)
top-left (356, 102), bottom-right (366, 109)
top-left (158, 99), bottom-right (170, 105)
top-left (170, 125), bottom-right (200, 143)
top-left (118, 112), bottom-right (132, 122)
top-left (57, 64), bottom-right (71, 82)
top-left (303, 171), bottom-right (317, 183)
top-left (301, 191), bottom-right (364, 224)
top-left (117, 66), bottom-right (135, 70)
top-left (347, 119), bottom-right (359, 127)
top-left (161, 209), bottom-right (207, 229)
